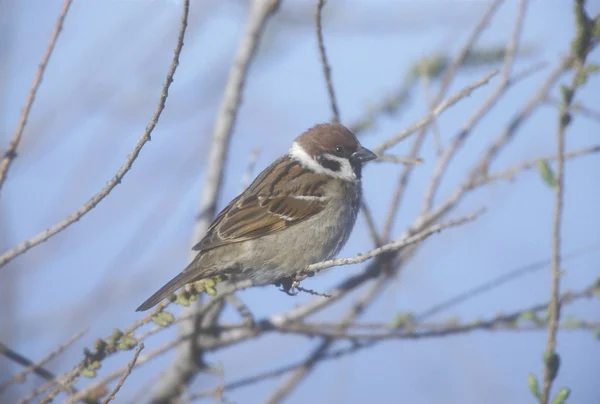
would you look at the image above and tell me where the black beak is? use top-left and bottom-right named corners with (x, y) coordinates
top-left (350, 146), bottom-right (377, 164)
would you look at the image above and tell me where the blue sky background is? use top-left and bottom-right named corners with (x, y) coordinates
top-left (1, 0), bottom-right (599, 403)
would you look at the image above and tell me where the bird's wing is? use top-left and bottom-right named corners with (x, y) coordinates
top-left (192, 157), bottom-right (330, 252)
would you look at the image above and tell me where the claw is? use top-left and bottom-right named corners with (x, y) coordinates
top-left (274, 277), bottom-right (298, 296)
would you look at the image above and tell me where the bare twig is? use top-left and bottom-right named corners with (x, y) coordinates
top-left (279, 306), bottom-right (598, 341)
top-left (359, 200), bottom-right (382, 246)
top-left (422, 54), bottom-right (579, 232)
top-left (0, 0), bottom-right (190, 269)
top-left (540, 3), bottom-right (593, 401)
top-left (416, 243), bottom-right (600, 321)
top-left (379, 0), bottom-right (505, 241)
top-left (374, 155), bottom-right (424, 165)
top-left (315, 0), bottom-right (340, 124)
top-left (266, 275), bottom-right (388, 403)
top-left (294, 211), bottom-right (483, 280)
top-left (58, 271), bottom-right (600, 404)
top-left (186, 279), bottom-right (600, 403)
top-left (28, 3), bottom-right (190, 402)
top-left (373, 69), bottom-right (498, 155)
top-left (379, 69), bottom-right (497, 241)
top-left (348, 75), bottom-right (414, 135)
top-left (154, 0), bottom-right (282, 401)
top-left (101, 343), bottom-right (144, 404)
top-left (0, 328), bottom-right (87, 393)
top-left (226, 295), bottom-right (255, 326)
top-left (0, 0), bottom-right (73, 195)
top-left (421, 0), bottom-right (528, 213)
top-left (472, 145), bottom-right (600, 186)
top-left (418, 60), bottom-right (443, 155)
top-left (546, 97), bottom-right (600, 122)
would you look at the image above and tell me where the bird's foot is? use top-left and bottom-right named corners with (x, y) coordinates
top-left (274, 277), bottom-right (298, 296)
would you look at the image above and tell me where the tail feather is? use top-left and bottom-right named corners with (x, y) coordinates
top-left (136, 269), bottom-right (206, 312)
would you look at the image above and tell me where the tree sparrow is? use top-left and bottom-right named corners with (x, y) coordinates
top-left (136, 123), bottom-right (376, 311)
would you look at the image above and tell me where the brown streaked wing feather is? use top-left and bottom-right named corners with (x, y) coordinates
top-left (192, 156), bottom-right (329, 252)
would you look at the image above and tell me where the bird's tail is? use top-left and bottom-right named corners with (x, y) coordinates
top-left (136, 268), bottom-right (208, 312)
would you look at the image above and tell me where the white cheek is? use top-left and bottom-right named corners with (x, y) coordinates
top-left (288, 142), bottom-right (356, 182)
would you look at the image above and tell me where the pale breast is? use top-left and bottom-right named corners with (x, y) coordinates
top-left (237, 179), bottom-right (361, 283)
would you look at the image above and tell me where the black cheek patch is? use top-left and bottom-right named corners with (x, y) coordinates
top-left (317, 156), bottom-right (341, 172)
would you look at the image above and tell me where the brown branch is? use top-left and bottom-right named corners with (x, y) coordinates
top-left (546, 97), bottom-right (600, 122)
top-left (416, 243), bottom-right (600, 321)
top-left (379, 69), bottom-right (497, 240)
top-left (296, 210), bottom-right (483, 279)
top-left (373, 155), bottom-right (424, 165)
top-left (421, 54), bottom-right (579, 233)
top-left (418, 65), bottom-right (443, 155)
top-left (265, 275), bottom-right (389, 403)
top-left (183, 281), bottom-right (599, 402)
top-left (58, 271), bottom-right (599, 404)
top-left (421, 0), bottom-right (529, 213)
top-left (0, 0), bottom-right (73, 195)
top-left (373, 69), bottom-right (498, 156)
top-left (540, 3), bottom-right (593, 402)
top-left (315, 0), bottom-right (340, 124)
top-left (154, 0), bottom-right (282, 401)
top-left (81, 143), bottom-right (595, 384)
top-left (100, 343), bottom-right (144, 404)
top-left (359, 200), bottom-right (382, 246)
top-left (0, 328), bottom-right (87, 394)
top-left (26, 3), bottom-right (191, 402)
top-left (0, 0), bottom-right (190, 269)
top-left (279, 301), bottom-right (597, 341)
top-left (473, 145), bottom-right (600, 186)
top-left (379, 0), bottom-right (505, 241)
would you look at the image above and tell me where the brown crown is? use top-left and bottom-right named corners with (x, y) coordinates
top-left (294, 123), bottom-right (359, 157)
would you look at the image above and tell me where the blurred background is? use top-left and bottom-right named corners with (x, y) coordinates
top-left (1, 0), bottom-right (599, 402)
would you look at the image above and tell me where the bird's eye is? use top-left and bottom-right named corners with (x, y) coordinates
top-left (334, 146), bottom-right (344, 155)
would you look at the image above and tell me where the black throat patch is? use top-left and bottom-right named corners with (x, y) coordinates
top-left (316, 154), bottom-right (362, 179)
top-left (317, 155), bottom-right (341, 172)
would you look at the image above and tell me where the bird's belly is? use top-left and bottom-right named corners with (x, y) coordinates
top-left (237, 204), bottom-right (357, 284)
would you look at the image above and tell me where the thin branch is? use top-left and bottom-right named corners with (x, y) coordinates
top-left (0, 0), bottom-right (190, 269)
top-left (415, 243), bottom-right (600, 321)
top-left (421, 0), bottom-right (528, 213)
top-left (348, 75), bottom-right (414, 135)
top-left (546, 97), bottom-right (600, 122)
top-left (379, 0), bottom-right (505, 242)
top-left (315, 0), bottom-right (340, 124)
top-left (155, 0), bottom-right (282, 401)
top-left (373, 69), bottom-right (498, 155)
top-left (0, 328), bottom-right (87, 393)
top-left (373, 155), bottom-right (424, 165)
top-left (226, 295), bottom-right (255, 326)
top-left (296, 210), bottom-right (483, 279)
top-left (418, 60), bottom-right (443, 155)
top-left (541, 2), bottom-right (593, 401)
top-left (379, 69), bottom-right (497, 241)
top-left (359, 200), bottom-right (382, 246)
top-left (422, 54), bottom-right (579, 233)
top-left (184, 281), bottom-right (599, 402)
top-left (0, 0), bottom-right (73, 195)
top-left (28, 3), bottom-right (190, 402)
top-left (279, 306), bottom-right (597, 341)
top-left (266, 275), bottom-right (389, 403)
top-left (472, 145), bottom-right (600, 187)
top-left (58, 273), bottom-right (599, 404)
top-left (101, 343), bottom-right (144, 404)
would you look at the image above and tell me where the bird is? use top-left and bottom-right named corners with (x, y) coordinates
top-left (136, 123), bottom-right (376, 311)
